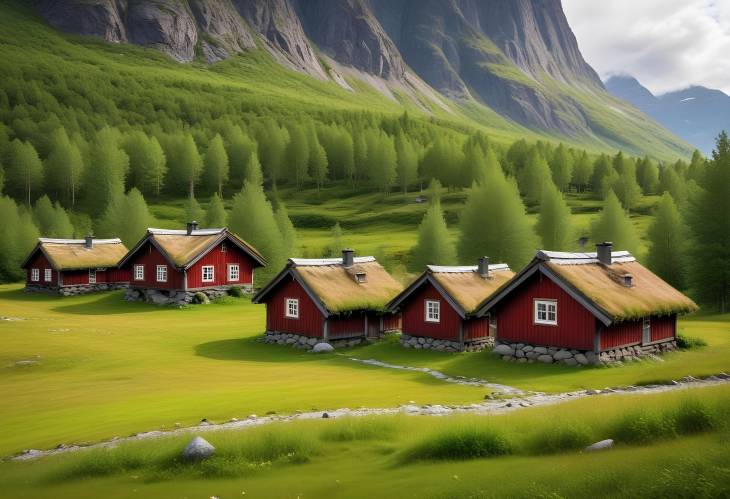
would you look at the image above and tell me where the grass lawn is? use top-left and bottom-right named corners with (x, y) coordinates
top-left (1, 385), bottom-right (728, 498)
top-left (1, 283), bottom-right (729, 459)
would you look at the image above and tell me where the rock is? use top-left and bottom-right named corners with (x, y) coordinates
top-left (312, 342), bottom-right (334, 353)
top-left (322, 412), bottom-right (329, 418)
top-left (537, 354), bottom-right (554, 363)
top-left (492, 344), bottom-right (515, 356)
top-left (553, 350), bottom-right (573, 360)
top-left (515, 349), bottom-right (525, 358)
top-left (149, 292), bottom-right (170, 305)
top-left (574, 353), bottom-right (588, 365)
top-left (181, 436), bottom-right (215, 461)
top-left (584, 439), bottom-right (614, 452)
top-left (14, 360), bottom-right (38, 367)
top-left (563, 358), bottom-right (578, 366)
top-left (533, 346), bottom-right (548, 354)
top-left (522, 345), bottom-right (534, 352)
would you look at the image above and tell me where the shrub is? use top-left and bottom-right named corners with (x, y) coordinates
top-left (403, 424), bottom-right (512, 461)
top-left (320, 416), bottom-right (397, 442)
top-left (676, 332), bottom-right (708, 350)
top-left (611, 409), bottom-right (676, 444)
top-left (228, 286), bottom-right (244, 298)
top-left (525, 420), bottom-right (592, 455)
top-left (673, 399), bottom-right (718, 435)
top-left (193, 292), bottom-right (209, 304)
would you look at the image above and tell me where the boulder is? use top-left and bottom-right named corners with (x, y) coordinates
top-left (574, 353), bottom-right (589, 365)
top-left (181, 436), bottom-right (215, 461)
top-left (553, 350), bottom-right (573, 360)
top-left (149, 292), bottom-right (170, 305)
top-left (537, 354), bottom-right (554, 363)
top-left (312, 342), bottom-right (334, 353)
top-left (492, 344), bottom-right (515, 356)
top-left (563, 358), bottom-right (578, 366)
top-left (584, 439), bottom-right (614, 452)
top-left (533, 346), bottom-right (548, 354)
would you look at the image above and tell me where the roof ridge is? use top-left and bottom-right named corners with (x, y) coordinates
top-left (427, 263), bottom-right (511, 273)
top-left (39, 238), bottom-right (122, 245)
top-left (537, 249), bottom-right (635, 265)
top-left (147, 228), bottom-right (226, 236)
top-left (289, 256), bottom-right (376, 266)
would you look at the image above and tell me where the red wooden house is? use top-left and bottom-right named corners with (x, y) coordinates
top-left (118, 222), bottom-right (266, 305)
top-left (253, 250), bottom-right (403, 349)
top-left (22, 236), bottom-right (130, 295)
top-left (477, 243), bottom-right (698, 364)
top-left (387, 257), bottom-right (514, 352)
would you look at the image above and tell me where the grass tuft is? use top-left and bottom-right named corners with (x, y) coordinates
top-left (676, 332), bottom-right (708, 350)
top-left (319, 416), bottom-right (398, 442)
top-left (402, 424), bottom-right (512, 462)
top-left (524, 420), bottom-right (593, 455)
top-left (611, 409), bottom-right (676, 444)
top-left (672, 398), bottom-right (718, 435)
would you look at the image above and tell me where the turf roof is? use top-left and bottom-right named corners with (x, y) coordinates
top-left (31, 239), bottom-right (128, 270)
top-left (430, 266), bottom-right (515, 315)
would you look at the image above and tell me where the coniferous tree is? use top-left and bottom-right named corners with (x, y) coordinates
top-left (353, 131), bottom-right (368, 183)
top-left (33, 195), bottom-right (73, 238)
top-left (45, 127), bottom-right (84, 206)
top-left (687, 149), bottom-right (706, 183)
top-left (180, 134), bottom-right (203, 198)
top-left (84, 128), bottom-right (128, 215)
top-left (326, 222), bottom-right (344, 257)
top-left (307, 125), bottom-right (328, 190)
top-left (183, 196), bottom-right (204, 223)
top-left (505, 138), bottom-right (530, 176)
top-left (245, 152), bottom-right (264, 186)
top-left (123, 131), bottom-right (166, 197)
top-left (6, 139), bottom-right (43, 205)
top-left (205, 193), bottom-right (227, 228)
top-left (590, 154), bottom-right (612, 194)
top-left (518, 149), bottom-right (552, 205)
top-left (366, 131), bottom-right (397, 193)
top-left (571, 151), bottom-right (593, 192)
top-left (256, 119), bottom-right (289, 188)
top-left (97, 188), bottom-right (151, 247)
top-left (286, 123), bottom-right (309, 187)
top-left (659, 165), bottom-right (687, 205)
top-left (410, 180), bottom-right (456, 270)
top-left (458, 163), bottom-right (537, 269)
top-left (590, 190), bottom-right (640, 255)
top-left (611, 161), bottom-right (642, 210)
top-left (0, 196), bottom-right (40, 282)
top-left (535, 181), bottom-right (572, 250)
top-left (204, 134), bottom-right (229, 196)
top-left (224, 126), bottom-right (257, 190)
top-left (646, 193), bottom-right (686, 289)
top-left (550, 143), bottom-right (574, 191)
top-left (685, 131), bottom-right (730, 311)
top-left (461, 140), bottom-right (487, 188)
top-left (274, 203), bottom-right (297, 258)
top-left (395, 131), bottom-right (418, 194)
top-left (636, 156), bottom-right (660, 195)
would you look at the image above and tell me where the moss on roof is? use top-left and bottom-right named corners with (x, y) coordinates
top-left (546, 260), bottom-right (699, 321)
top-left (294, 261), bottom-right (403, 313)
top-left (151, 234), bottom-right (221, 267)
top-left (40, 241), bottom-right (129, 270)
top-left (431, 269), bottom-right (515, 314)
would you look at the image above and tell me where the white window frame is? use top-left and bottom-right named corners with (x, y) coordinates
top-left (156, 265), bottom-right (168, 283)
top-left (202, 265), bottom-right (215, 283)
top-left (88, 269), bottom-right (97, 284)
top-left (285, 298), bottom-right (299, 319)
top-left (44, 268), bottom-right (52, 282)
top-left (31, 268), bottom-right (40, 282)
top-left (228, 264), bottom-right (240, 282)
top-left (534, 299), bottom-right (557, 326)
top-left (425, 300), bottom-right (441, 323)
top-left (134, 264), bottom-right (144, 281)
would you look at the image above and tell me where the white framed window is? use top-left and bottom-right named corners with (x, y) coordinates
top-left (44, 268), bottom-right (52, 282)
top-left (534, 299), bottom-right (557, 325)
top-left (156, 265), bottom-right (168, 283)
top-left (88, 269), bottom-right (96, 284)
top-left (425, 300), bottom-right (440, 323)
top-left (31, 268), bottom-right (40, 282)
top-left (285, 298), bottom-right (299, 319)
top-left (228, 264), bottom-right (240, 282)
top-left (202, 265), bottom-right (214, 283)
top-left (134, 264), bottom-right (144, 281)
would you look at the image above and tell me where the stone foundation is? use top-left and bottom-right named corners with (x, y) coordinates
top-left (124, 286), bottom-right (251, 306)
top-left (400, 333), bottom-right (494, 352)
top-left (263, 331), bottom-right (364, 350)
top-left (492, 339), bottom-right (677, 366)
top-left (25, 283), bottom-right (128, 296)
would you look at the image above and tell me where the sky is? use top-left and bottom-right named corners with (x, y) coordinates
top-left (562, 0), bottom-right (730, 95)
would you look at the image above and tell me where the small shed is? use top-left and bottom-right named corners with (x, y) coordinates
top-left (477, 243), bottom-right (699, 363)
top-left (252, 250), bottom-right (403, 349)
top-left (387, 257), bottom-right (514, 351)
top-left (22, 236), bottom-right (130, 295)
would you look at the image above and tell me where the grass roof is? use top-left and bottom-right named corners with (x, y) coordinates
top-left (294, 261), bottom-right (403, 313)
top-left (40, 240), bottom-right (129, 270)
top-left (151, 234), bottom-right (221, 267)
top-left (546, 260), bottom-right (699, 321)
top-left (431, 268), bottom-right (515, 315)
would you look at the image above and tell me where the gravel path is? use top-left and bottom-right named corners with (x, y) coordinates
top-left (10, 364), bottom-right (729, 463)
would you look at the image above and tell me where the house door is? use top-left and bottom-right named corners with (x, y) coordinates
top-left (642, 317), bottom-right (651, 345)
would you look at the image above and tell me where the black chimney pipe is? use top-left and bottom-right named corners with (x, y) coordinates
top-left (85, 235), bottom-right (94, 249)
top-left (596, 242), bottom-right (613, 265)
top-left (186, 221), bottom-right (199, 235)
top-left (478, 256), bottom-right (490, 278)
top-left (342, 248), bottom-right (354, 267)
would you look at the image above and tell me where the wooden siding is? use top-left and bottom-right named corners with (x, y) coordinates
top-left (328, 314), bottom-right (366, 339)
top-left (264, 276), bottom-right (324, 337)
top-left (496, 272), bottom-right (595, 350)
top-left (26, 252), bottom-right (57, 287)
top-left (464, 317), bottom-right (490, 341)
top-left (401, 281), bottom-right (462, 340)
top-left (600, 319), bottom-right (642, 349)
top-left (651, 315), bottom-right (676, 342)
top-left (382, 313), bottom-right (402, 331)
top-left (123, 241), bottom-right (185, 290)
top-left (187, 242), bottom-right (255, 289)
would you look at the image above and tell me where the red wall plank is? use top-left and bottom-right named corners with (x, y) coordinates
top-left (383, 313), bottom-right (402, 331)
top-left (601, 320), bottom-right (642, 349)
top-left (263, 276), bottom-right (324, 337)
top-left (328, 314), bottom-right (366, 338)
top-left (651, 315), bottom-right (676, 342)
top-left (464, 317), bottom-right (490, 340)
top-left (187, 242), bottom-right (255, 289)
top-left (496, 272), bottom-right (595, 350)
top-left (26, 252), bottom-right (57, 287)
top-left (400, 281), bottom-right (462, 340)
top-left (124, 241), bottom-right (185, 289)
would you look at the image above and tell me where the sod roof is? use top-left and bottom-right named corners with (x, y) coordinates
top-left (26, 238), bottom-right (128, 271)
top-left (429, 265), bottom-right (515, 315)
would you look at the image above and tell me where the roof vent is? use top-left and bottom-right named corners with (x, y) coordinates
top-left (342, 248), bottom-right (354, 267)
top-left (623, 274), bottom-right (633, 287)
top-left (477, 256), bottom-right (490, 278)
top-left (355, 272), bottom-right (367, 284)
top-left (84, 235), bottom-right (94, 249)
top-left (596, 242), bottom-right (613, 265)
top-left (186, 221), bottom-right (199, 235)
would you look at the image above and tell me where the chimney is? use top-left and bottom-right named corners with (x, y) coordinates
top-left (342, 248), bottom-right (354, 267)
top-left (84, 234), bottom-right (94, 249)
top-left (596, 242), bottom-right (613, 265)
top-left (186, 221), bottom-right (199, 235)
top-left (477, 256), bottom-right (490, 278)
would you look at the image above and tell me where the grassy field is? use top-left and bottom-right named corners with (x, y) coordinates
top-left (1, 283), bottom-right (728, 459)
top-left (1, 385), bottom-right (728, 498)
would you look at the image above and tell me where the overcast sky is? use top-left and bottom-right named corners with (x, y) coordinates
top-left (562, 0), bottom-right (730, 95)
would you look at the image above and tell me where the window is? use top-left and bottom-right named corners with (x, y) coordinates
top-left (134, 264), bottom-right (144, 281)
top-left (221, 242), bottom-right (227, 253)
top-left (156, 265), bottom-right (167, 283)
top-left (425, 300), bottom-right (440, 323)
top-left (534, 299), bottom-right (557, 325)
top-left (202, 265), bottom-right (214, 283)
top-left (285, 298), bottom-right (299, 318)
top-left (88, 269), bottom-right (96, 284)
top-left (228, 264), bottom-right (240, 282)
top-left (44, 268), bottom-right (52, 282)
top-left (31, 268), bottom-right (39, 282)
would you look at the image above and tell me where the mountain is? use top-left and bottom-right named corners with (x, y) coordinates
top-left (606, 75), bottom-right (730, 154)
top-left (28, 0), bottom-right (692, 159)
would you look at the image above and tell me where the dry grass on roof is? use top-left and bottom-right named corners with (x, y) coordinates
top-left (152, 234), bottom-right (220, 267)
top-left (546, 261), bottom-right (698, 321)
top-left (295, 261), bottom-right (404, 313)
top-left (432, 270), bottom-right (515, 314)
top-left (43, 243), bottom-right (128, 270)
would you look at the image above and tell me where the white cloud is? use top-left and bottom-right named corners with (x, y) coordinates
top-left (562, 0), bottom-right (730, 95)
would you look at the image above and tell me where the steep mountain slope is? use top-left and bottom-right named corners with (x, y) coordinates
top-left (606, 75), bottom-right (730, 154)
